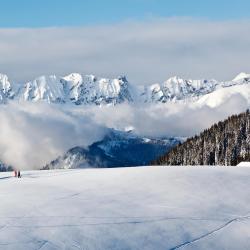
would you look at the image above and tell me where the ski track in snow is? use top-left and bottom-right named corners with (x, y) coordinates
top-left (169, 214), bottom-right (250, 249)
top-left (0, 216), bottom-right (229, 228)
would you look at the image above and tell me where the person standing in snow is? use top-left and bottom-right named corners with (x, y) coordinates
top-left (14, 170), bottom-right (17, 177)
top-left (17, 170), bottom-right (21, 178)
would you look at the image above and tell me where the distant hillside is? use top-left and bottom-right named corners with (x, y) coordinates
top-left (43, 130), bottom-right (181, 169)
top-left (154, 110), bottom-right (250, 166)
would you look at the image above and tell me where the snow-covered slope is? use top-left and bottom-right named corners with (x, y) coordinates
top-left (237, 161), bottom-right (250, 167)
top-left (0, 72), bottom-right (250, 106)
top-left (142, 77), bottom-right (217, 103)
top-left (232, 72), bottom-right (250, 82)
top-left (18, 75), bottom-right (65, 103)
top-left (142, 73), bottom-right (250, 103)
top-left (0, 166), bottom-right (250, 250)
top-left (196, 83), bottom-right (250, 108)
top-left (61, 74), bottom-right (133, 105)
top-left (16, 73), bottom-right (133, 105)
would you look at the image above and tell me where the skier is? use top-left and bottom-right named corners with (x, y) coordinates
top-left (17, 170), bottom-right (21, 178)
top-left (14, 170), bottom-right (17, 177)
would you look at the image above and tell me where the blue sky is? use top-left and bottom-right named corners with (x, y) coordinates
top-left (1, 0), bottom-right (250, 27)
top-left (0, 0), bottom-right (250, 84)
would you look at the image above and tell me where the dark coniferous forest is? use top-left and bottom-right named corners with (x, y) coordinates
top-left (154, 110), bottom-right (250, 166)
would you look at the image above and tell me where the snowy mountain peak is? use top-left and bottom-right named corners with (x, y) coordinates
top-left (165, 76), bottom-right (182, 83)
top-left (232, 72), bottom-right (250, 82)
top-left (60, 73), bottom-right (133, 105)
top-left (0, 73), bottom-right (15, 102)
top-left (20, 75), bottom-right (64, 103)
top-left (0, 74), bottom-right (11, 93)
top-left (142, 76), bottom-right (218, 103)
top-left (62, 73), bottom-right (83, 86)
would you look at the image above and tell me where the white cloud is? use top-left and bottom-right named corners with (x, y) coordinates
top-left (0, 18), bottom-right (250, 85)
top-left (71, 91), bottom-right (249, 138)
top-left (0, 102), bottom-right (106, 170)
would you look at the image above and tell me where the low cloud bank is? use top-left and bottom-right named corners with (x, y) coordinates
top-left (0, 102), bottom-right (106, 170)
top-left (0, 92), bottom-right (248, 170)
top-left (73, 93), bottom-right (249, 138)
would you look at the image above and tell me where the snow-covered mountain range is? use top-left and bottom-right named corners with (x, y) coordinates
top-left (1, 72), bottom-right (250, 105)
top-left (0, 73), bottom-right (133, 105)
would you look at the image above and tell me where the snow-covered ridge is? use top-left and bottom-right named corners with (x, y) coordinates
top-left (1, 72), bottom-right (250, 105)
top-left (232, 72), bottom-right (250, 82)
top-left (16, 73), bottom-right (133, 105)
top-left (19, 75), bottom-right (65, 103)
top-left (142, 72), bottom-right (250, 103)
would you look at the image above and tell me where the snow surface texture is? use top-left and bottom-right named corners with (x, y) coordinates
top-left (1, 72), bottom-right (250, 106)
top-left (0, 166), bottom-right (249, 250)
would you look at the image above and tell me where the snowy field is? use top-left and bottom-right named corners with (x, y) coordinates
top-left (0, 166), bottom-right (250, 250)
